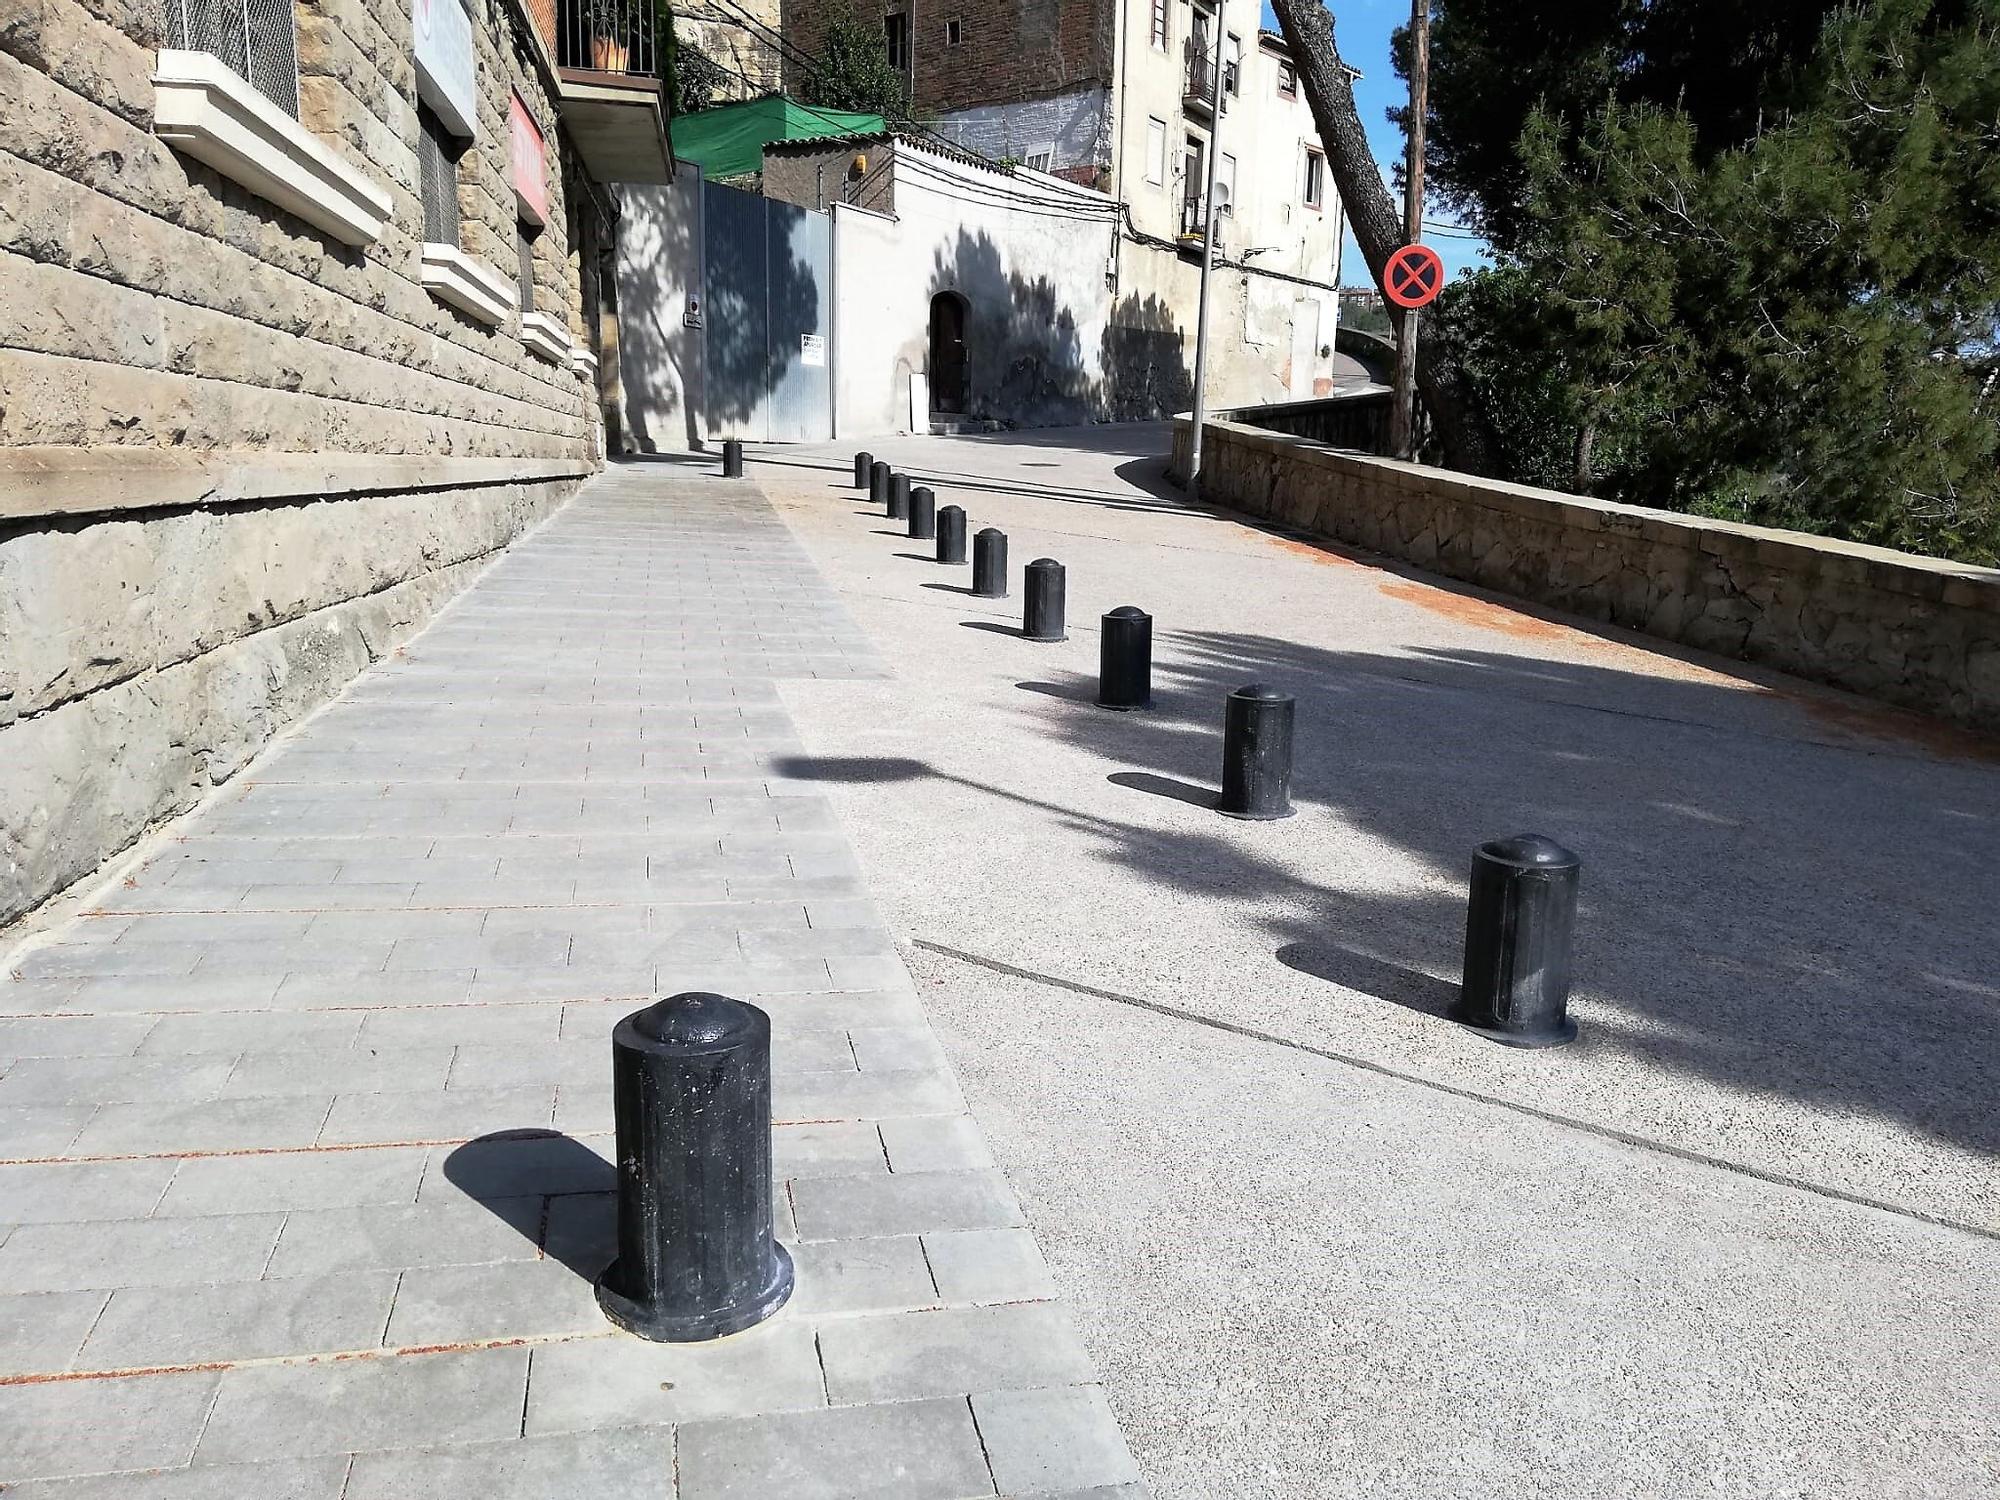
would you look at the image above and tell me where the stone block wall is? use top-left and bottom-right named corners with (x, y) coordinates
top-left (0, 0), bottom-right (607, 925)
top-left (1175, 416), bottom-right (2000, 732)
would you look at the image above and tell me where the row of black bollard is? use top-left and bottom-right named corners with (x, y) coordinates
top-left (599, 452), bottom-right (1584, 1354)
top-left (722, 439), bottom-right (744, 478)
top-left (937, 505), bottom-right (967, 564)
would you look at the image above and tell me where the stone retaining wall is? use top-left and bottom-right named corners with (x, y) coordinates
top-left (1, 0), bottom-right (607, 924)
top-left (1175, 415), bottom-right (2000, 732)
top-left (0, 476), bottom-right (580, 925)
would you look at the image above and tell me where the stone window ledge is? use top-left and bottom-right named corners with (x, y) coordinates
top-left (571, 346), bottom-right (599, 378)
top-left (152, 49), bottom-right (393, 247)
top-left (520, 311), bottom-right (571, 364)
top-left (421, 244), bottom-right (516, 326)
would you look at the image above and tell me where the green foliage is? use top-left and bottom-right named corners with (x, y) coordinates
top-left (666, 20), bottom-right (730, 116)
top-left (1434, 0), bottom-right (2000, 563)
top-left (796, 9), bottom-right (908, 118)
top-left (1405, 0), bottom-right (1843, 243)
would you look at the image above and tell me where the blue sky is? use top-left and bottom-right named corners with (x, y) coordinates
top-left (1259, 1), bottom-right (1492, 287)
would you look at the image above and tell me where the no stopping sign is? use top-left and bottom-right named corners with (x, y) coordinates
top-left (1383, 243), bottom-right (1445, 309)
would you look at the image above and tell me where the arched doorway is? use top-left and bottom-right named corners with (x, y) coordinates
top-left (929, 292), bottom-right (968, 415)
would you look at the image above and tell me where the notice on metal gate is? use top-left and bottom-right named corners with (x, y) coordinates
top-left (800, 333), bottom-right (826, 367)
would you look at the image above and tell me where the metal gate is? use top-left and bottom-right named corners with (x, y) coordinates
top-left (701, 182), bottom-right (832, 442)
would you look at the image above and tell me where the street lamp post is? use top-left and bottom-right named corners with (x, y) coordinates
top-left (1185, 0), bottom-right (1229, 498)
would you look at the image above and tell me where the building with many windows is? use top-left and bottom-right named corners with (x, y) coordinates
top-left (1, 0), bottom-right (670, 923)
top-left (769, 0), bottom-right (1345, 408)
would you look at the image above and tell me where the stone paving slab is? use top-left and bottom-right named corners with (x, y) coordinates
top-left (0, 467), bottom-right (1145, 1497)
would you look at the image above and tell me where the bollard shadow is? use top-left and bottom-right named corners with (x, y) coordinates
top-left (1276, 941), bottom-right (1462, 1021)
top-left (1108, 770), bottom-right (1218, 809)
top-left (769, 755), bottom-right (930, 784)
top-left (960, 620), bottom-right (1026, 638)
top-left (869, 529), bottom-right (908, 538)
top-left (921, 581), bottom-right (976, 595)
top-left (442, 1130), bottom-right (615, 1282)
top-left (1017, 680), bottom-right (1095, 705)
top-left (892, 552), bottom-right (941, 563)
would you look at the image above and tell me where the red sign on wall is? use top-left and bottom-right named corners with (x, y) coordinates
top-left (510, 92), bottom-right (547, 225)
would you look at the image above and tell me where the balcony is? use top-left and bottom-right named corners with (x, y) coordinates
top-left (551, 0), bottom-right (671, 183)
top-left (1184, 43), bottom-right (1214, 114)
top-left (1178, 191), bottom-right (1206, 248)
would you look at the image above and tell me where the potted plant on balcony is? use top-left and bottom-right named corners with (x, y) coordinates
top-left (585, 0), bottom-right (629, 70)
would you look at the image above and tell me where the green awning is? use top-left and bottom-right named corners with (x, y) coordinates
top-left (670, 96), bottom-right (885, 181)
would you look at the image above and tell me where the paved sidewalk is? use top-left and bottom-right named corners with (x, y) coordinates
top-left (0, 467), bottom-right (1144, 1497)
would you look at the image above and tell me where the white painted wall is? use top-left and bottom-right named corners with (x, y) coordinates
top-left (614, 173), bottom-right (708, 454)
top-left (831, 202), bottom-right (912, 439)
top-left (830, 141), bottom-right (1122, 437)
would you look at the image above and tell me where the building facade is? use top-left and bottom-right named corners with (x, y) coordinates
top-left (763, 1), bottom-right (1343, 414)
top-left (0, 0), bottom-right (670, 925)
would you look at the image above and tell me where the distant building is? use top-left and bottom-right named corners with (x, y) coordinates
top-left (767, 2), bottom-right (1344, 399)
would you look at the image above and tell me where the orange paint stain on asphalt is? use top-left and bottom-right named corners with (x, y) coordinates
top-left (1377, 580), bottom-right (1571, 642)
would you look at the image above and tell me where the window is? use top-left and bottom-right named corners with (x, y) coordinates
top-left (944, 18), bottom-right (960, 46)
top-left (417, 100), bottom-right (462, 246)
top-left (1145, 116), bottom-right (1167, 185)
top-left (1216, 152), bottom-right (1235, 216)
top-left (1277, 60), bottom-right (1297, 97)
top-left (884, 12), bottom-right (909, 73)
top-left (1224, 32), bottom-right (1241, 95)
top-left (515, 218), bottom-right (536, 312)
top-left (166, 0), bottom-right (299, 115)
top-left (1303, 148), bottom-right (1325, 209)
top-left (1024, 145), bottom-right (1054, 172)
top-left (1150, 0), bottom-right (1168, 49)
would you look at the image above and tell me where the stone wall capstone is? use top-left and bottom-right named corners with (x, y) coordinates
top-left (1174, 414), bottom-right (2000, 733)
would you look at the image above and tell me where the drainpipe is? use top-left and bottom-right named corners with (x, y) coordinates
top-left (1187, 0), bottom-right (1228, 497)
top-left (828, 203), bottom-right (841, 440)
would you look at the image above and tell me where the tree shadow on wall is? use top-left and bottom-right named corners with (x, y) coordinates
top-left (615, 182), bottom-right (704, 455)
top-left (930, 231), bottom-right (1090, 429)
top-left (927, 233), bottom-right (1194, 429)
top-left (703, 182), bottom-right (820, 434)
top-left (1100, 292), bottom-right (1195, 424)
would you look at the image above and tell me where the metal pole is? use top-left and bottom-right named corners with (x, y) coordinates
top-left (1389, 0), bottom-right (1429, 461)
top-left (1185, 0), bottom-right (1229, 498)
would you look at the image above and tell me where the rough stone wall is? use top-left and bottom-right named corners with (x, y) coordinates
top-left (1176, 417), bottom-right (2000, 732)
top-left (0, 0), bottom-right (605, 925)
top-left (0, 482), bottom-right (570, 924)
top-left (762, 141), bottom-right (893, 214)
top-left (1, 0), bottom-right (594, 461)
top-left (776, 0), bottom-right (1113, 119)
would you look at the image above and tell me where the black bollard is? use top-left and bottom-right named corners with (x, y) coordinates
top-left (722, 440), bottom-right (743, 478)
top-left (888, 473), bottom-right (911, 521)
top-left (972, 528), bottom-right (1008, 597)
top-left (1023, 558), bottom-right (1067, 642)
top-left (908, 486), bottom-right (936, 541)
top-left (1452, 836), bottom-right (1581, 1048)
top-left (853, 451), bottom-right (872, 488)
top-left (936, 506), bottom-right (967, 564)
top-left (1096, 606), bottom-right (1153, 710)
top-left (1216, 685), bottom-right (1295, 820)
top-left (870, 461), bottom-right (891, 508)
top-left (595, 992), bottom-right (795, 1341)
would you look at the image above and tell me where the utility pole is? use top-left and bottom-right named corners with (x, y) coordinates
top-left (1388, 0), bottom-right (1428, 461)
top-left (1185, 0), bottom-right (1228, 497)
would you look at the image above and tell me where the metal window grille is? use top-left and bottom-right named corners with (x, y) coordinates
top-left (557, 0), bottom-right (659, 74)
top-left (167, 0), bottom-right (299, 117)
top-left (516, 220), bottom-right (536, 313)
top-left (417, 102), bottom-right (460, 246)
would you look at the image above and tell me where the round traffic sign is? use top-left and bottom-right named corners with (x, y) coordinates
top-left (1383, 243), bottom-right (1444, 309)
